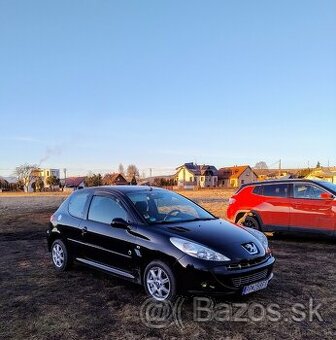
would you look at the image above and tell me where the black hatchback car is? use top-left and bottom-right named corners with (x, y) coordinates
top-left (47, 186), bottom-right (275, 301)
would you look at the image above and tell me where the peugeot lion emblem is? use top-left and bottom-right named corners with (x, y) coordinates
top-left (242, 242), bottom-right (259, 255)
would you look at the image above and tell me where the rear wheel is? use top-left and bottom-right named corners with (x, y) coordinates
top-left (242, 216), bottom-right (261, 231)
top-left (144, 261), bottom-right (177, 301)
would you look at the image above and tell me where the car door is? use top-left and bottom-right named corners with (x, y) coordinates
top-left (80, 193), bottom-right (136, 273)
top-left (62, 190), bottom-right (91, 258)
top-left (289, 182), bottom-right (335, 236)
top-left (256, 183), bottom-right (290, 231)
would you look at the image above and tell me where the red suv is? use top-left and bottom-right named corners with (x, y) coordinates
top-left (227, 180), bottom-right (336, 237)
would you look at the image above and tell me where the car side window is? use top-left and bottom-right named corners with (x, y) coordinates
top-left (68, 191), bottom-right (90, 219)
top-left (293, 184), bottom-right (328, 199)
top-left (262, 184), bottom-right (288, 197)
top-left (253, 186), bottom-right (263, 195)
top-left (88, 195), bottom-right (128, 224)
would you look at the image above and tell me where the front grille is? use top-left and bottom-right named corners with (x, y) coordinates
top-left (231, 269), bottom-right (268, 287)
top-left (227, 256), bottom-right (268, 270)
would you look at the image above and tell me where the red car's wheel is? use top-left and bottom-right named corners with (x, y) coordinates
top-left (243, 216), bottom-right (261, 231)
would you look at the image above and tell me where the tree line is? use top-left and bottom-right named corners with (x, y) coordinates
top-left (84, 164), bottom-right (139, 187)
top-left (11, 163), bottom-right (142, 192)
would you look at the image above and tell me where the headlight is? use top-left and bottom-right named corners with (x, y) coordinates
top-left (244, 227), bottom-right (269, 250)
top-left (170, 237), bottom-right (231, 262)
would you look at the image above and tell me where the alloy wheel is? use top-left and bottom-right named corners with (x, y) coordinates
top-left (146, 266), bottom-right (171, 301)
top-left (52, 243), bottom-right (65, 268)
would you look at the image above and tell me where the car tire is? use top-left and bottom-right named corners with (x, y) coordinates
top-left (143, 261), bottom-right (177, 301)
top-left (51, 239), bottom-right (72, 271)
top-left (243, 216), bottom-right (261, 231)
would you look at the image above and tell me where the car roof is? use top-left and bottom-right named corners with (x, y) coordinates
top-left (236, 178), bottom-right (336, 195)
top-left (239, 179), bottom-right (333, 190)
top-left (75, 185), bottom-right (164, 195)
top-left (241, 179), bottom-right (325, 187)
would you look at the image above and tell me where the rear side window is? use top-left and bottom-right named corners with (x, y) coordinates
top-left (253, 186), bottom-right (263, 195)
top-left (88, 196), bottom-right (128, 224)
top-left (262, 184), bottom-right (288, 197)
top-left (68, 192), bottom-right (90, 219)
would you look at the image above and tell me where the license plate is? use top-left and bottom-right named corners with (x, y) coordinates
top-left (242, 279), bottom-right (269, 295)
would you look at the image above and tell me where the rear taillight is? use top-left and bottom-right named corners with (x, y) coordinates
top-left (228, 198), bottom-right (236, 205)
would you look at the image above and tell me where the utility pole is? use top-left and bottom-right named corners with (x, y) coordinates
top-left (63, 168), bottom-right (67, 191)
top-left (150, 168), bottom-right (152, 177)
top-left (278, 159), bottom-right (281, 177)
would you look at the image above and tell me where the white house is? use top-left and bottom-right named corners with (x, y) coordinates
top-left (28, 168), bottom-right (60, 191)
top-left (175, 163), bottom-right (218, 189)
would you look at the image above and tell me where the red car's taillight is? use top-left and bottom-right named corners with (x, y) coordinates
top-left (228, 198), bottom-right (236, 205)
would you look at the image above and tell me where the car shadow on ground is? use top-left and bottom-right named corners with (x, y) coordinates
top-left (270, 232), bottom-right (335, 245)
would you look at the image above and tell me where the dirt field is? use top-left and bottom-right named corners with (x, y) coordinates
top-left (0, 190), bottom-right (335, 339)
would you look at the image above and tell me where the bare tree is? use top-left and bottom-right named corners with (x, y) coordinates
top-left (254, 161), bottom-right (268, 169)
top-left (126, 164), bottom-right (139, 180)
top-left (34, 177), bottom-right (44, 192)
top-left (85, 173), bottom-right (102, 187)
top-left (15, 163), bottom-right (38, 192)
top-left (118, 163), bottom-right (125, 175)
top-left (46, 175), bottom-right (60, 190)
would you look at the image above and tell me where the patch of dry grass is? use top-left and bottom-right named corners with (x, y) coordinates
top-left (176, 188), bottom-right (236, 199)
top-left (0, 191), bottom-right (335, 339)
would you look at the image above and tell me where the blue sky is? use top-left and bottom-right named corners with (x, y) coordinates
top-left (1, 0), bottom-right (335, 177)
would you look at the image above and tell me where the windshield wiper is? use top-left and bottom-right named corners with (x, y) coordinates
top-left (183, 217), bottom-right (218, 222)
top-left (154, 217), bottom-right (218, 225)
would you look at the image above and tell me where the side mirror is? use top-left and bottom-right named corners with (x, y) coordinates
top-left (320, 192), bottom-right (334, 200)
top-left (111, 218), bottom-right (129, 229)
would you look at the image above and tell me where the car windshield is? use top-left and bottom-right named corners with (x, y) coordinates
top-left (318, 181), bottom-right (336, 194)
top-left (126, 190), bottom-right (216, 224)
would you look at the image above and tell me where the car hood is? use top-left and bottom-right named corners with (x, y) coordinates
top-left (161, 219), bottom-right (266, 260)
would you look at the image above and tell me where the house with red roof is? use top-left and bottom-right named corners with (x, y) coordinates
top-left (102, 173), bottom-right (129, 185)
top-left (62, 176), bottom-right (86, 191)
top-left (218, 165), bottom-right (258, 188)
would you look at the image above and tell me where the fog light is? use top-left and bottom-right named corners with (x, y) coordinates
top-left (201, 282), bottom-right (207, 288)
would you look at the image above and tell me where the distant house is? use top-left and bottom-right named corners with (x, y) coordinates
top-left (175, 162), bottom-right (218, 189)
top-left (305, 167), bottom-right (336, 183)
top-left (102, 173), bottom-right (129, 185)
top-left (254, 168), bottom-right (300, 181)
top-left (62, 176), bottom-right (86, 191)
top-left (139, 175), bottom-right (176, 187)
top-left (218, 165), bottom-right (258, 188)
top-left (0, 177), bottom-right (9, 192)
top-left (28, 168), bottom-right (61, 192)
top-left (2, 177), bottom-right (18, 191)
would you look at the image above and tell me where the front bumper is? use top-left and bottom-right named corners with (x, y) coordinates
top-left (174, 254), bottom-right (275, 295)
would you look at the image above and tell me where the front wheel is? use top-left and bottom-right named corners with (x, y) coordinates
top-left (143, 261), bottom-right (177, 301)
top-left (51, 239), bottom-right (72, 271)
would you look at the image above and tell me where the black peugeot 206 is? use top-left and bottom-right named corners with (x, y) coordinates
top-left (47, 186), bottom-right (275, 301)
